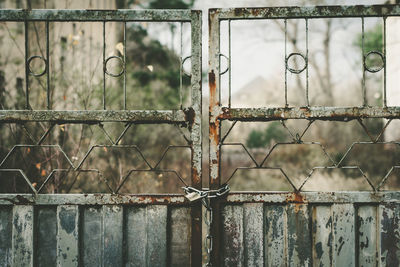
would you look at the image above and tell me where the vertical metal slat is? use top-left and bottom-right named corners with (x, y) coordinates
top-left (57, 205), bottom-right (79, 267)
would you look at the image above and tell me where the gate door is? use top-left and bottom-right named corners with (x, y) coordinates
top-left (0, 9), bottom-right (202, 266)
top-left (209, 4), bottom-right (400, 266)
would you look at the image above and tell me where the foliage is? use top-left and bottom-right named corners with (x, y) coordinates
top-left (246, 122), bottom-right (286, 148)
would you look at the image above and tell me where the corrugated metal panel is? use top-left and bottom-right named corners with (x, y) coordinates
top-left (0, 201), bottom-right (192, 267)
top-left (221, 201), bottom-right (400, 266)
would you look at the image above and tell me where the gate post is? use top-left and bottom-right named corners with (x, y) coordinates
top-left (190, 10), bottom-right (203, 267)
top-left (208, 9), bottom-right (222, 266)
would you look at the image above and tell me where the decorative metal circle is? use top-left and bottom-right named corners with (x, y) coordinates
top-left (219, 53), bottom-right (229, 75)
top-left (104, 56), bottom-right (125, 77)
top-left (27, 55), bottom-right (47, 77)
top-left (364, 51), bottom-right (385, 73)
top-left (286, 52), bottom-right (307, 74)
top-left (182, 56), bottom-right (192, 77)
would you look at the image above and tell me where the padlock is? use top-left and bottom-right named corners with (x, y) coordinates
top-left (185, 191), bottom-right (203, 202)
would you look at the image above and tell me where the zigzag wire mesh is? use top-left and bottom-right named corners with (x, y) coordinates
top-left (0, 123), bottom-right (192, 194)
top-left (220, 119), bottom-right (400, 192)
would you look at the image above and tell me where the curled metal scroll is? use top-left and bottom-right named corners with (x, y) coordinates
top-left (27, 55), bottom-right (47, 77)
top-left (219, 53), bottom-right (229, 75)
top-left (182, 55), bottom-right (192, 77)
top-left (286, 52), bottom-right (307, 74)
top-left (364, 51), bottom-right (385, 73)
top-left (104, 56), bottom-right (125, 77)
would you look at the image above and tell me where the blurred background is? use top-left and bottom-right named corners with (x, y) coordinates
top-left (0, 0), bottom-right (399, 193)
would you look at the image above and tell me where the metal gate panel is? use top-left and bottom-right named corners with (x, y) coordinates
top-left (0, 195), bottom-right (191, 266)
top-left (220, 192), bottom-right (400, 266)
top-left (209, 4), bottom-right (400, 266)
top-left (0, 8), bottom-right (202, 267)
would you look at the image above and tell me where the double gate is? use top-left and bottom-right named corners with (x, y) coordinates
top-left (0, 4), bottom-right (400, 266)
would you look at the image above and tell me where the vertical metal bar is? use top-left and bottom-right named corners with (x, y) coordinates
top-left (284, 19), bottom-right (288, 107)
top-left (46, 21), bottom-right (50, 110)
top-left (228, 19), bottom-right (232, 108)
top-left (383, 16), bottom-right (387, 107)
top-left (362, 17), bottom-right (366, 107)
top-left (24, 20), bottom-right (29, 109)
top-left (190, 10), bottom-right (203, 267)
top-left (103, 21), bottom-right (106, 110)
top-left (305, 18), bottom-right (309, 107)
top-left (180, 21), bottom-right (183, 109)
top-left (123, 22), bottom-right (127, 110)
top-left (209, 9), bottom-right (222, 266)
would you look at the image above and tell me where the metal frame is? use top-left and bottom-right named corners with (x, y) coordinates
top-left (209, 4), bottom-right (400, 265)
top-left (0, 8), bottom-right (202, 266)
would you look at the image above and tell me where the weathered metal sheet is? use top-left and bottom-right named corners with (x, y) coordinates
top-left (57, 205), bottom-right (79, 267)
top-left (0, 206), bottom-right (12, 266)
top-left (103, 205), bottom-right (124, 267)
top-left (220, 201), bottom-right (400, 266)
top-left (287, 204), bottom-right (311, 266)
top-left (331, 204), bottom-right (355, 266)
top-left (380, 203), bottom-right (400, 266)
top-left (82, 207), bottom-right (103, 266)
top-left (222, 205), bottom-right (244, 266)
top-left (265, 205), bottom-right (286, 266)
top-left (125, 205), bottom-right (168, 266)
top-left (243, 203), bottom-right (263, 267)
top-left (36, 207), bottom-right (57, 267)
top-left (170, 207), bottom-right (192, 266)
top-left (312, 205), bottom-right (332, 266)
top-left (358, 205), bottom-right (378, 266)
top-left (0, 202), bottom-right (193, 266)
top-left (12, 205), bottom-right (34, 266)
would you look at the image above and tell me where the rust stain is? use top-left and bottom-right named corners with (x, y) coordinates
top-left (285, 192), bottom-right (307, 212)
top-left (209, 71), bottom-right (216, 111)
top-left (192, 166), bottom-right (201, 186)
top-left (183, 107), bottom-right (195, 130)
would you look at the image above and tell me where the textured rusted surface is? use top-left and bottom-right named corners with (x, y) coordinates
top-left (0, 9), bottom-right (193, 22)
top-left (0, 202), bottom-right (194, 266)
top-left (0, 194), bottom-right (188, 205)
top-left (0, 110), bottom-right (187, 123)
top-left (220, 200), bottom-right (400, 266)
top-left (215, 4), bottom-right (400, 20)
top-left (220, 106), bottom-right (400, 121)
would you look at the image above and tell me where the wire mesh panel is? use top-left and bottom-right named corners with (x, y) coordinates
top-left (209, 4), bottom-right (400, 266)
top-left (0, 8), bottom-right (202, 266)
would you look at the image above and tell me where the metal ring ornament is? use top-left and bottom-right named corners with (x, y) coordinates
top-left (219, 53), bottom-right (229, 75)
top-left (286, 52), bottom-right (307, 74)
top-left (27, 55), bottom-right (47, 77)
top-left (104, 56), bottom-right (125, 77)
top-left (364, 51), bottom-right (385, 73)
top-left (181, 56), bottom-right (192, 77)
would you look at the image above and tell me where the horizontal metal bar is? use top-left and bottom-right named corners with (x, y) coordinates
top-left (225, 192), bottom-right (400, 204)
top-left (1, 192), bottom-right (399, 205)
top-left (213, 4), bottom-right (400, 20)
top-left (0, 9), bottom-right (195, 22)
top-left (220, 106), bottom-right (400, 121)
top-left (0, 194), bottom-right (188, 205)
top-left (0, 110), bottom-right (187, 123)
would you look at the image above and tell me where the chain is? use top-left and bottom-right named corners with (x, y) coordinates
top-left (183, 184), bottom-right (230, 266)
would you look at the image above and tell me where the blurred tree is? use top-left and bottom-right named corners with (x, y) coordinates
top-left (246, 122), bottom-right (286, 148)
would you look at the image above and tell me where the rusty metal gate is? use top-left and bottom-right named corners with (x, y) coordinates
top-left (1, 4), bottom-right (400, 267)
top-left (0, 8), bottom-right (203, 266)
top-left (208, 4), bottom-right (400, 267)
